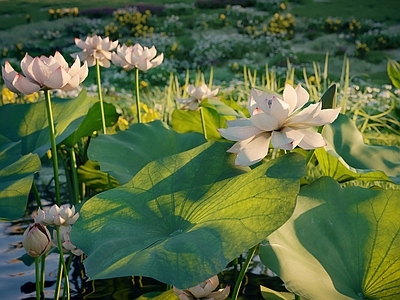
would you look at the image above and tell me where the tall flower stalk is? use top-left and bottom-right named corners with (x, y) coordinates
top-left (111, 43), bottom-right (163, 123)
top-left (96, 59), bottom-right (107, 133)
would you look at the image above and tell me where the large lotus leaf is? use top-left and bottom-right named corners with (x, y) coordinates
top-left (323, 114), bottom-right (400, 183)
top-left (314, 147), bottom-right (392, 183)
top-left (0, 89), bottom-right (92, 157)
top-left (0, 135), bottom-right (41, 221)
top-left (72, 142), bottom-right (305, 289)
top-left (63, 100), bottom-right (120, 147)
top-left (77, 160), bottom-right (120, 192)
top-left (136, 290), bottom-right (176, 300)
top-left (88, 120), bottom-right (206, 184)
top-left (259, 176), bottom-right (400, 300)
top-left (171, 106), bottom-right (222, 140)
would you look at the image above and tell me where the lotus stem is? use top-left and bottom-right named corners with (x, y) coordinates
top-left (31, 181), bottom-right (42, 209)
top-left (199, 106), bottom-right (207, 140)
top-left (55, 226), bottom-right (70, 300)
top-left (69, 147), bottom-right (80, 204)
top-left (44, 90), bottom-right (61, 207)
top-left (54, 259), bottom-right (63, 300)
top-left (41, 255), bottom-right (46, 296)
top-left (231, 244), bottom-right (257, 300)
top-left (35, 257), bottom-right (40, 300)
top-left (134, 67), bottom-right (142, 123)
top-left (96, 59), bottom-right (107, 134)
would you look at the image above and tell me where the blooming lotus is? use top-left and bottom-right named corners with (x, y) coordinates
top-left (176, 83), bottom-right (219, 110)
top-left (35, 204), bottom-right (79, 226)
top-left (71, 35), bottom-right (118, 68)
top-left (2, 52), bottom-right (88, 95)
top-left (52, 225), bottom-right (83, 256)
top-left (22, 223), bottom-right (52, 257)
top-left (173, 275), bottom-right (230, 300)
top-left (218, 84), bottom-right (341, 166)
top-left (111, 43), bottom-right (164, 72)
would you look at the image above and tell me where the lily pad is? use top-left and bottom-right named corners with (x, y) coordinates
top-left (322, 114), bottom-right (400, 183)
top-left (87, 120), bottom-right (206, 184)
top-left (259, 176), bottom-right (400, 300)
top-left (71, 142), bottom-right (305, 289)
top-left (0, 89), bottom-right (92, 157)
top-left (0, 135), bottom-right (41, 221)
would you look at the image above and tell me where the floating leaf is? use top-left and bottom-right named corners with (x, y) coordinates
top-left (322, 114), bottom-right (400, 183)
top-left (88, 120), bottom-right (206, 184)
top-left (0, 89), bottom-right (92, 157)
top-left (72, 142), bottom-right (305, 289)
top-left (0, 135), bottom-right (41, 221)
top-left (260, 177), bottom-right (400, 300)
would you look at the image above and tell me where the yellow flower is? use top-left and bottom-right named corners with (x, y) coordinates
top-left (24, 92), bottom-right (40, 103)
top-left (2, 87), bottom-right (17, 103)
top-left (117, 116), bottom-right (129, 131)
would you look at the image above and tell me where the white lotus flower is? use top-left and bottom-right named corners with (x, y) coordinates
top-left (2, 52), bottom-right (88, 94)
top-left (71, 35), bottom-right (118, 68)
top-left (52, 225), bottom-right (83, 256)
top-left (35, 204), bottom-right (79, 226)
top-left (22, 223), bottom-right (52, 258)
top-left (111, 43), bottom-right (163, 72)
top-left (176, 83), bottom-right (219, 110)
top-left (173, 275), bottom-right (230, 300)
top-left (218, 84), bottom-right (341, 166)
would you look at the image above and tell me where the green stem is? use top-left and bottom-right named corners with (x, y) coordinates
top-left (35, 257), bottom-right (40, 300)
top-left (54, 259), bottom-right (63, 300)
top-left (69, 147), bottom-right (80, 205)
top-left (62, 255), bottom-right (74, 300)
top-left (231, 245), bottom-right (257, 300)
top-left (295, 294), bottom-right (301, 300)
top-left (96, 59), bottom-right (107, 134)
top-left (55, 226), bottom-right (70, 300)
top-left (31, 181), bottom-right (43, 209)
top-left (44, 90), bottom-right (61, 206)
top-left (134, 67), bottom-right (142, 123)
top-left (41, 255), bottom-right (46, 296)
top-left (199, 106), bottom-right (207, 140)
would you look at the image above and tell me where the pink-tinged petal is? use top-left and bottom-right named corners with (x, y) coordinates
top-left (218, 123), bottom-right (263, 141)
top-left (267, 96), bottom-right (290, 127)
top-left (12, 74), bottom-right (41, 94)
top-left (151, 53), bottom-right (163, 68)
top-left (227, 138), bottom-right (252, 154)
top-left (85, 56), bottom-right (96, 67)
top-left (188, 101), bottom-right (200, 110)
top-left (28, 57), bottom-right (52, 85)
top-left (271, 127), bottom-right (304, 150)
top-left (2, 62), bottom-right (20, 93)
top-left (61, 74), bottom-right (80, 91)
top-left (137, 59), bottom-right (152, 72)
top-left (250, 112), bottom-right (279, 131)
top-left (53, 51), bottom-right (68, 69)
top-left (306, 107), bottom-right (341, 126)
top-left (294, 84), bottom-right (309, 111)
top-left (207, 87), bottom-right (218, 98)
top-left (186, 84), bottom-right (195, 95)
top-left (248, 89), bottom-right (259, 114)
top-left (297, 129), bottom-right (327, 149)
top-left (43, 66), bottom-right (71, 89)
top-left (68, 56), bottom-right (80, 76)
top-left (78, 61), bottom-right (88, 82)
top-left (285, 103), bottom-right (322, 128)
top-left (92, 36), bottom-right (102, 48)
top-left (235, 132), bottom-right (272, 166)
top-left (226, 118), bottom-right (253, 127)
top-left (75, 38), bottom-right (88, 49)
top-left (283, 83), bottom-right (298, 115)
top-left (109, 40), bottom-right (119, 50)
top-left (111, 53), bottom-right (127, 68)
top-left (20, 53), bottom-right (34, 77)
top-left (98, 58), bottom-right (111, 68)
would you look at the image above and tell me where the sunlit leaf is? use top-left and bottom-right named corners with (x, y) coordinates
top-left (387, 59), bottom-right (400, 89)
top-left (72, 142), bottom-right (305, 289)
top-left (77, 160), bottom-right (120, 192)
top-left (88, 120), bottom-right (206, 184)
top-left (0, 89), bottom-right (92, 157)
top-left (314, 147), bottom-right (392, 183)
top-left (135, 290), bottom-right (176, 300)
top-left (0, 135), bottom-right (41, 221)
top-left (322, 114), bottom-right (400, 183)
top-left (260, 177), bottom-right (400, 300)
top-left (260, 286), bottom-right (294, 300)
top-left (63, 100), bottom-right (120, 147)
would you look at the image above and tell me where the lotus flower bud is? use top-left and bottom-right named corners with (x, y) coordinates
top-left (173, 275), bottom-right (230, 300)
top-left (22, 223), bottom-right (52, 257)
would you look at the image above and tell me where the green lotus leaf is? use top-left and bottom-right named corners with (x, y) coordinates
top-left (322, 114), bottom-right (400, 183)
top-left (87, 120), bottom-right (206, 184)
top-left (72, 142), bottom-right (305, 289)
top-left (260, 286), bottom-right (295, 300)
top-left (135, 290), bottom-right (176, 300)
top-left (314, 147), bottom-right (392, 183)
top-left (63, 100), bottom-right (120, 147)
top-left (0, 89), bottom-right (92, 157)
top-left (0, 135), bottom-right (41, 221)
top-left (171, 106), bottom-right (222, 140)
top-left (259, 176), bottom-right (400, 300)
